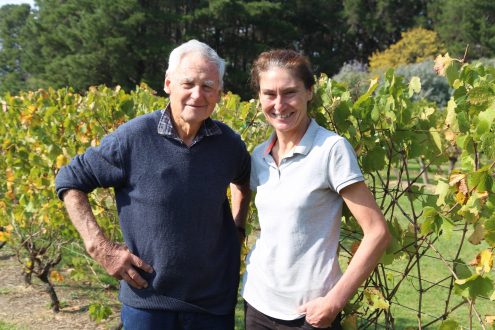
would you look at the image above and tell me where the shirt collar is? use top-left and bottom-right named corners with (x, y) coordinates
top-left (157, 104), bottom-right (222, 142)
top-left (263, 119), bottom-right (318, 157)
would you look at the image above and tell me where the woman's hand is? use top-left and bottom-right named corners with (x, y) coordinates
top-left (298, 296), bottom-right (342, 328)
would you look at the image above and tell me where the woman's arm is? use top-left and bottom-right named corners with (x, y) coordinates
top-left (299, 181), bottom-right (391, 327)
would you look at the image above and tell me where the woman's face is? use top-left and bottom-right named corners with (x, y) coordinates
top-left (258, 67), bottom-right (312, 135)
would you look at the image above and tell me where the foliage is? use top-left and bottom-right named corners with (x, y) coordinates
top-left (369, 28), bottom-right (446, 71)
top-left (0, 1), bottom-right (432, 99)
top-left (395, 60), bottom-right (452, 106)
top-left (1, 58), bottom-right (495, 327)
top-left (428, 0), bottom-right (495, 59)
top-left (0, 4), bottom-right (31, 95)
top-left (332, 60), bottom-right (370, 101)
top-left (88, 302), bottom-right (113, 323)
top-left (342, 0), bottom-right (430, 63)
top-left (0, 84), bottom-right (166, 313)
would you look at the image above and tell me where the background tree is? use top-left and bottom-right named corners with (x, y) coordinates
top-left (2, 0), bottom-right (494, 99)
top-left (342, 0), bottom-right (431, 62)
top-left (428, 0), bottom-right (495, 59)
top-left (368, 28), bottom-right (446, 71)
top-left (0, 4), bottom-right (31, 94)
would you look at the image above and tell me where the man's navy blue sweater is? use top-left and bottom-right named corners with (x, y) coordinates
top-left (55, 109), bottom-right (250, 315)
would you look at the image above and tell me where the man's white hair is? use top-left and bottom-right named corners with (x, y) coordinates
top-left (166, 39), bottom-right (225, 89)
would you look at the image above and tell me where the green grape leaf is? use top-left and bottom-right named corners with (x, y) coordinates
top-left (361, 146), bottom-right (387, 172)
top-left (469, 222), bottom-right (485, 245)
top-left (439, 319), bottom-right (461, 330)
top-left (435, 180), bottom-right (450, 206)
top-left (453, 259), bottom-right (472, 280)
top-left (454, 273), bottom-right (494, 299)
top-left (420, 207), bottom-right (441, 235)
top-left (485, 217), bottom-right (495, 247)
top-left (429, 127), bottom-right (442, 153)
top-left (408, 76), bottom-right (421, 97)
top-left (341, 314), bottom-right (358, 330)
top-left (363, 288), bottom-right (389, 310)
top-left (446, 61), bottom-right (461, 86)
top-left (468, 85), bottom-right (495, 107)
top-left (480, 132), bottom-right (495, 161)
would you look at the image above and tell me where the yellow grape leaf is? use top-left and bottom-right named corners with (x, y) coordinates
top-left (50, 270), bottom-right (64, 283)
top-left (444, 130), bottom-right (456, 143)
top-left (24, 258), bottom-right (33, 269)
top-left (341, 314), bottom-right (357, 330)
top-left (434, 53), bottom-right (453, 76)
top-left (5, 190), bottom-right (15, 200)
top-left (0, 231), bottom-right (11, 242)
top-left (20, 113), bottom-right (33, 125)
top-left (458, 179), bottom-right (469, 195)
top-left (449, 172), bottom-right (465, 186)
top-left (364, 288), bottom-right (389, 310)
top-left (455, 191), bottom-right (467, 205)
top-left (6, 168), bottom-right (14, 183)
top-left (468, 222), bottom-right (485, 245)
top-left (77, 132), bottom-right (89, 144)
top-left (469, 250), bottom-right (493, 274)
top-left (56, 154), bottom-right (67, 169)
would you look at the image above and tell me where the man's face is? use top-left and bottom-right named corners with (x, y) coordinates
top-left (164, 53), bottom-right (221, 126)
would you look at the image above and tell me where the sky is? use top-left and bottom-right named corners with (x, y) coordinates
top-left (0, 0), bottom-right (35, 7)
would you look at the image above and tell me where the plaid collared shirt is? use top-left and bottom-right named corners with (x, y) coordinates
top-left (157, 104), bottom-right (222, 147)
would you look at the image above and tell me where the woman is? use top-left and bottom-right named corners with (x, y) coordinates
top-left (242, 50), bottom-right (391, 330)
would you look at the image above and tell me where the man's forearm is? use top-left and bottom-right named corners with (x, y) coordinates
top-left (62, 189), bottom-right (108, 256)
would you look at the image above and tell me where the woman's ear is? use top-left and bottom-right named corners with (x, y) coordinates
top-left (307, 87), bottom-right (313, 101)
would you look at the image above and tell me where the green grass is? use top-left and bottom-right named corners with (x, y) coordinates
top-left (0, 321), bottom-right (26, 330)
top-left (385, 231), bottom-right (494, 329)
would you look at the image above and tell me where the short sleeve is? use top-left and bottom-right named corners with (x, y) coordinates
top-left (249, 156), bottom-right (258, 192)
top-left (326, 138), bottom-right (364, 193)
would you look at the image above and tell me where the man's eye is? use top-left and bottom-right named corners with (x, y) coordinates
top-left (182, 83), bottom-right (194, 88)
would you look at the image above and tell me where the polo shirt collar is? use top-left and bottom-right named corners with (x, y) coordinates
top-left (263, 118), bottom-right (318, 157)
top-left (157, 104), bottom-right (222, 142)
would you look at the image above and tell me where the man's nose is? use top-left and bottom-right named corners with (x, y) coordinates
top-left (190, 86), bottom-right (202, 99)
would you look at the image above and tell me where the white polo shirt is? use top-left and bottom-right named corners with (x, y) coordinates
top-left (242, 119), bottom-right (364, 320)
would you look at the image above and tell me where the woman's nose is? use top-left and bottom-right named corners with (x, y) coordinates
top-left (274, 94), bottom-right (284, 110)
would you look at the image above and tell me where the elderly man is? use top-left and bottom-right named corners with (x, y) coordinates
top-left (55, 40), bottom-right (251, 329)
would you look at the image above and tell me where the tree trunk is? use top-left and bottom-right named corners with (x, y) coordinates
top-left (39, 273), bottom-right (60, 313)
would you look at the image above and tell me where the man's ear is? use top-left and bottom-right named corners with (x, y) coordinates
top-left (164, 76), bottom-right (171, 94)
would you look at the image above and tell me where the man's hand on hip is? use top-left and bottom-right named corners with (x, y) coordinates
top-left (91, 238), bottom-right (154, 289)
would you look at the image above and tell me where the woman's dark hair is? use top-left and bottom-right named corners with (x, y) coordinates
top-left (251, 49), bottom-right (315, 92)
